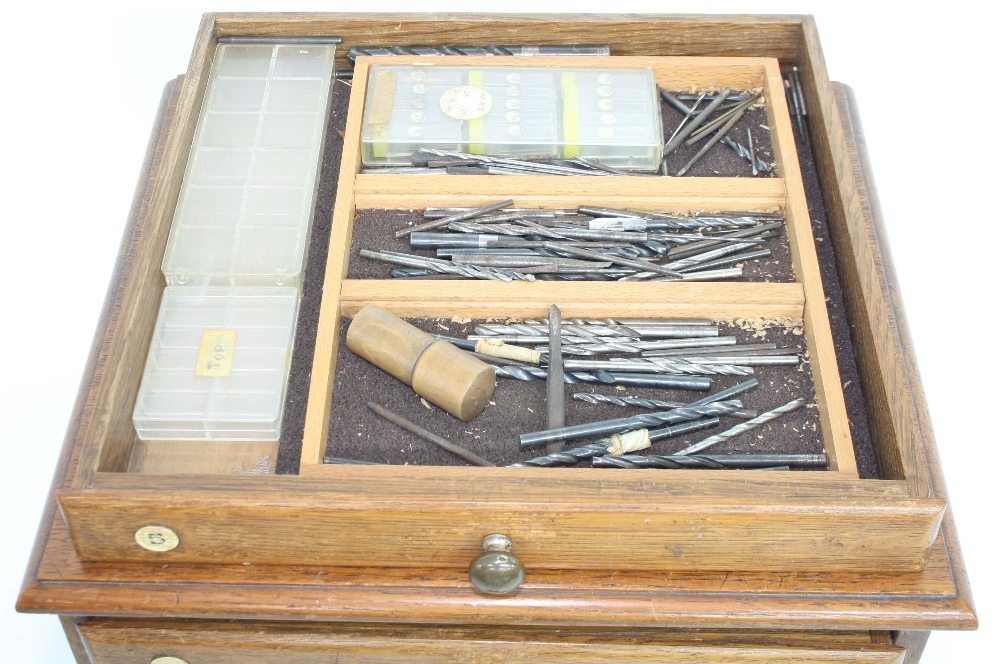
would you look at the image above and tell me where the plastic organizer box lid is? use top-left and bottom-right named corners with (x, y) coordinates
top-left (361, 65), bottom-right (663, 170)
top-left (162, 43), bottom-right (336, 287)
top-left (132, 287), bottom-right (299, 441)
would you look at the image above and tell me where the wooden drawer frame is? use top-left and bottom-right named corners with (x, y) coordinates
top-left (73, 619), bottom-right (906, 664)
top-left (19, 12), bottom-right (975, 636)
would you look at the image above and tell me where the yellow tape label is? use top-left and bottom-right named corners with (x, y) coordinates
top-left (195, 329), bottom-right (237, 377)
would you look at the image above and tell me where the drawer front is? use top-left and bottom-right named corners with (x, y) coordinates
top-left (79, 620), bottom-right (905, 664)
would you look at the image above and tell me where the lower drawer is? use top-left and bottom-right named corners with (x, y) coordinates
top-left (76, 619), bottom-right (905, 663)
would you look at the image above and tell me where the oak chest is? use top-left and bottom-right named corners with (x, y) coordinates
top-left (18, 13), bottom-right (976, 664)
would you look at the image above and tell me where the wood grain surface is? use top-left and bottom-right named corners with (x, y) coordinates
top-left (58, 468), bottom-right (943, 571)
top-left (77, 619), bottom-right (904, 663)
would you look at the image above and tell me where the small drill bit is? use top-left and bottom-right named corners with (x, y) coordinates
top-left (546, 304), bottom-right (565, 454)
top-left (684, 94), bottom-right (760, 145)
top-left (747, 127), bottom-right (758, 176)
top-left (592, 453), bottom-right (827, 469)
top-left (664, 87), bottom-right (732, 156)
top-left (666, 221), bottom-right (783, 261)
top-left (674, 398), bottom-right (807, 456)
top-left (720, 136), bottom-right (772, 173)
top-left (322, 456), bottom-right (386, 465)
top-left (360, 249), bottom-right (536, 282)
top-left (395, 199), bottom-right (515, 238)
top-left (676, 248), bottom-right (772, 274)
top-left (676, 108), bottom-right (747, 177)
top-left (367, 402), bottom-right (494, 467)
top-left (792, 66), bottom-right (808, 127)
top-left (665, 92), bottom-right (707, 144)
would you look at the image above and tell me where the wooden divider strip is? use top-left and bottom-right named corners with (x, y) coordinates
top-left (761, 60), bottom-right (857, 476)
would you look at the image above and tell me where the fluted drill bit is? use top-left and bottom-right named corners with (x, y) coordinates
top-left (348, 44), bottom-right (611, 61)
top-left (573, 393), bottom-right (755, 418)
top-left (491, 364), bottom-right (711, 391)
top-left (520, 402), bottom-right (750, 449)
top-left (674, 398), bottom-right (808, 455)
top-left (510, 418), bottom-right (720, 467)
top-left (360, 249), bottom-right (535, 282)
top-left (561, 357), bottom-right (754, 376)
top-left (592, 453), bottom-right (827, 469)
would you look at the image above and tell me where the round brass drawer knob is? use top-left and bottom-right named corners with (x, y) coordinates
top-left (469, 534), bottom-right (524, 595)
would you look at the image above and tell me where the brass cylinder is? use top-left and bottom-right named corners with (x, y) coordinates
top-left (346, 305), bottom-right (495, 421)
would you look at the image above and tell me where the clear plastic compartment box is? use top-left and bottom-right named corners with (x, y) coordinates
top-left (132, 287), bottom-right (300, 441)
top-left (162, 44), bottom-right (336, 287)
top-left (361, 65), bottom-right (663, 170)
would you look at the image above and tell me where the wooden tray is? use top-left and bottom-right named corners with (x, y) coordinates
top-left (20, 12), bottom-right (975, 640)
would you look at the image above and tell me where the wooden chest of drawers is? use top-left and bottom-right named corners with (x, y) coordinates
top-left (17, 13), bottom-right (976, 663)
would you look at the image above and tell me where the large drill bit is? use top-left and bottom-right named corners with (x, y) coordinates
top-left (519, 402), bottom-right (750, 449)
top-left (673, 398), bottom-right (807, 455)
top-left (560, 357), bottom-right (754, 376)
top-left (592, 453), bottom-right (828, 469)
top-left (491, 364), bottom-right (710, 390)
top-left (573, 393), bottom-right (754, 418)
top-left (360, 249), bottom-right (535, 282)
top-left (475, 322), bottom-right (717, 339)
top-left (509, 418), bottom-right (719, 467)
top-left (348, 44), bottom-right (611, 61)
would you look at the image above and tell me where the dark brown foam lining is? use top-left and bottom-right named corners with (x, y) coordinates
top-left (324, 317), bottom-right (822, 467)
top-left (659, 95), bottom-right (776, 178)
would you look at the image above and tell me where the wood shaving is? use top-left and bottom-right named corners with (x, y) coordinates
top-left (451, 316), bottom-right (472, 324)
top-left (419, 398), bottom-right (431, 409)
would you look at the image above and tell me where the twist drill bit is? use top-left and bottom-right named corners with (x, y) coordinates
top-left (592, 453), bottom-right (828, 469)
top-left (721, 136), bottom-right (772, 173)
top-left (573, 392), bottom-right (687, 409)
top-left (491, 364), bottom-right (710, 390)
top-left (561, 358), bottom-right (753, 376)
top-left (360, 249), bottom-right (536, 282)
top-left (747, 127), bottom-right (758, 177)
top-left (573, 394), bottom-right (754, 418)
top-left (579, 206), bottom-right (760, 229)
top-left (348, 44), bottom-right (611, 61)
top-left (675, 248), bottom-right (772, 273)
top-left (510, 417), bottom-right (720, 467)
top-left (519, 402), bottom-right (748, 449)
top-left (674, 398), bottom-right (808, 456)
top-left (676, 108), bottom-right (747, 177)
top-left (510, 442), bottom-right (613, 467)
top-left (417, 149), bottom-right (610, 176)
top-left (396, 198), bottom-right (514, 238)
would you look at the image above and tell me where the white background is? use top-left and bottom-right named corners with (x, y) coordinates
top-left (1, 2), bottom-right (994, 661)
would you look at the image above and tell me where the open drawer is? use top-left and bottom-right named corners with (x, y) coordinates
top-left (52, 23), bottom-right (945, 576)
top-left (16, 14), bottom-right (972, 635)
